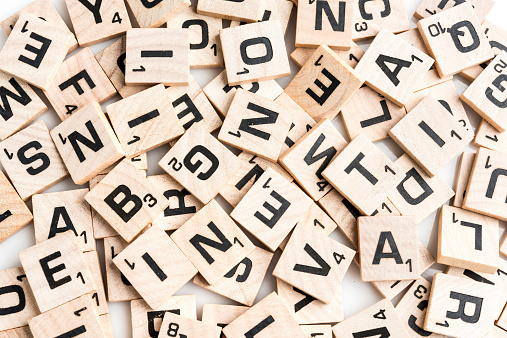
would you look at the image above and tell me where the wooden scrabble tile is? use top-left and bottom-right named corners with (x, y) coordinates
top-left (28, 295), bottom-right (105, 338)
top-left (85, 159), bottom-right (168, 242)
top-left (50, 102), bottom-right (124, 184)
top-left (229, 0), bottom-right (294, 36)
top-left (44, 48), bottom-right (117, 121)
top-left (358, 216), bottom-right (419, 282)
top-left (103, 236), bottom-right (140, 302)
top-left (107, 85), bottom-right (184, 158)
top-left (0, 170), bottom-right (32, 244)
top-left (166, 75), bottom-right (222, 133)
top-left (387, 154), bottom-right (454, 224)
top-left (341, 87), bottom-right (406, 142)
top-left (322, 134), bottom-right (403, 216)
top-left (95, 37), bottom-right (151, 99)
top-left (147, 174), bottom-right (203, 231)
top-left (0, 13), bottom-right (72, 90)
top-left (82, 251), bottom-right (108, 316)
top-left (33, 188), bottom-right (94, 253)
top-left (279, 120), bottom-right (347, 201)
top-left (158, 312), bottom-right (221, 337)
top-left (300, 325), bottom-right (332, 338)
top-left (19, 232), bottom-right (95, 313)
top-left (0, 71), bottom-right (47, 141)
top-left (159, 125), bottom-right (240, 204)
top-left (295, 0), bottom-right (353, 49)
top-left (89, 175), bottom-right (117, 239)
top-left (332, 298), bottom-right (410, 337)
top-left (474, 120), bottom-right (507, 153)
top-left (395, 278), bottom-right (445, 338)
top-left (0, 121), bottom-right (68, 200)
top-left (463, 147), bottom-right (507, 221)
top-left (462, 52), bottom-right (507, 132)
top-left (273, 223), bottom-right (355, 303)
top-left (99, 314), bottom-right (113, 338)
top-left (415, 68), bottom-right (453, 93)
top-left (196, 0), bottom-right (262, 22)
top-left (417, 3), bottom-right (494, 78)
top-left (218, 89), bottom-right (293, 161)
top-left (125, 0), bottom-right (190, 28)
top-left (290, 41), bottom-right (364, 69)
top-left (220, 21), bottom-right (290, 85)
top-left (439, 205), bottom-right (499, 274)
top-left (113, 227), bottom-right (197, 309)
top-left (285, 45), bottom-right (363, 121)
top-left (352, 0), bottom-right (409, 41)
top-left (0, 0), bottom-right (78, 53)
top-left (125, 28), bottom-right (189, 86)
top-left (0, 267), bottom-right (38, 331)
top-left (277, 278), bottom-right (343, 325)
top-left (202, 304), bottom-right (249, 330)
top-left (65, 0), bottom-right (131, 47)
top-left (231, 168), bottom-right (313, 251)
top-left (501, 234), bottom-right (507, 258)
top-left (166, 7), bottom-right (223, 68)
top-left (453, 152), bottom-right (476, 207)
top-left (222, 292), bottom-right (305, 338)
top-left (424, 273), bottom-right (498, 337)
top-left (0, 326), bottom-right (32, 338)
top-left (414, 0), bottom-right (495, 23)
top-left (390, 95), bottom-right (474, 177)
top-left (298, 202), bottom-right (339, 237)
top-left (355, 30), bottom-right (433, 107)
top-left (397, 28), bottom-right (430, 55)
top-left (131, 295), bottom-right (196, 338)
top-left (171, 200), bottom-right (254, 285)
top-left (193, 246), bottom-right (273, 306)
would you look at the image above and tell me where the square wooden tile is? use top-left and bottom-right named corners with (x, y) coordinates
top-left (424, 273), bottom-right (498, 337)
top-left (285, 45), bottom-right (363, 121)
top-left (229, 0), bottom-right (294, 36)
top-left (19, 232), bottom-right (96, 313)
top-left (395, 278), bottom-right (445, 338)
top-left (390, 95), bottom-right (474, 177)
top-left (473, 120), bottom-right (507, 154)
top-left (131, 295), bottom-right (196, 338)
top-left (158, 312), bottom-right (221, 337)
top-left (414, 0), bottom-right (495, 23)
top-left (231, 167), bottom-right (313, 251)
top-left (65, 0), bottom-right (131, 47)
top-left (202, 304), bottom-right (248, 329)
top-left (220, 21), bottom-right (290, 85)
top-left (353, 0), bottom-right (410, 40)
top-left (28, 295), bottom-right (105, 338)
top-left (279, 119), bottom-right (347, 201)
top-left (159, 125), bottom-right (240, 204)
top-left (0, 120), bottom-right (68, 201)
top-left (297, 201), bottom-right (339, 238)
top-left (113, 226), bottom-right (197, 309)
top-left (290, 42), bottom-right (365, 69)
top-left (0, 13), bottom-right (72, 90)
top-left (354, 29), bottom-right (433, 106)
top-left (125, 0), bottom-right (190, 28)
top-left (85, 159), bottom-right (169, 242)
top-left (358, 216), bottom-right (420, 282)
top-left (125, 28), bottom-right (189, 86)
top-left (300, 325), bottom-right (332, 338)
top-left (295, 0), bottom-right (354, 49)
top-left (0, 326), bottom-right (32, 338)
top-left (0, 170), bottom-right (32, 244)
top-left (218, 89), bottom-right (293, 161)
top-left (463, 147), bottom-right (507, 221)
top-left (82, 251), bottom-right (108, 316)
top-left (0, 71), bottom-right (47, 141)
top-left (417, 3), bottom-right (494, 78)
top-left (171, 200), bottom-right (254, 285)
top-left (193, 246), bottom-right (273, 307)
top-left (50, 102), bottom-right (124, 184)
top-left (222, 292), bottom-right (305, 338)
top-left (33, 188), bottom-right (95, 253)
top-left (462, 52), bottom-right (507, 132)
top-left (166, 7), bottom-right (223, 69)
top-left (95, 37), bottom-right (151, 99)
top-left (0, 267), bottom-right (38, 332)
top-left (196, 0), bottom-right (262, 22)
top-left (89, 175), bottom-right (117, 239)
top-left (103, 236), bottom-right (140, 302)
top-left (453, 152), bottom-right (475, 208)
top-left (277, 278), bottom-right (343, 325)
top-left (322, 134), bottom-right (403, 216)
top-left (387, 154), bottom-right (454, 224)
top-left (332, 298), bottom-right (410, 337)
top-left (202, 70), bottom-right (283, 117)
top-left (273, 223), bottom-right (355, 303)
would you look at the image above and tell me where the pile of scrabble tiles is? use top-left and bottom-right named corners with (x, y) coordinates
top-left (0, 0), bottom-right (507, 336)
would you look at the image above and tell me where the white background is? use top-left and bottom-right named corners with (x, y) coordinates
top-left (0, 0), bottom-right (506, 337)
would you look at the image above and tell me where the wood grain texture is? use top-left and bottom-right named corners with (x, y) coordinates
top-left (414, 0), bottom-right (494, 22)
top-left (453, 152), bottom-right (475, 207)
top-left (196, 0), bottom-right (262, 22)
top-left (501, 234), bottom-right (507, 259)
top-left (82, 251), bottom-right (109, 316)
top-left (201, 304), bottom-right (248, 329)
top-left (290, 42), bottom-right (364, 68)
top-left (158, 312), bottom-right (221, 337)
top-left (300, 325), bottom-right (332, 338)
top-left (352, 0), bottom-right (409, 40)
top-left (0, 170), bottom-right (32, 244)
top-left (125, 0), bottom-right (190, 28)
top-left (473, 119), bottom-right (507, 153)
top-left (0, 326), bottom-right (32, 338)
top-left (229, 0), bottom-right (294, 36)
top-left (89, 175), bottom-right (118, 239)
